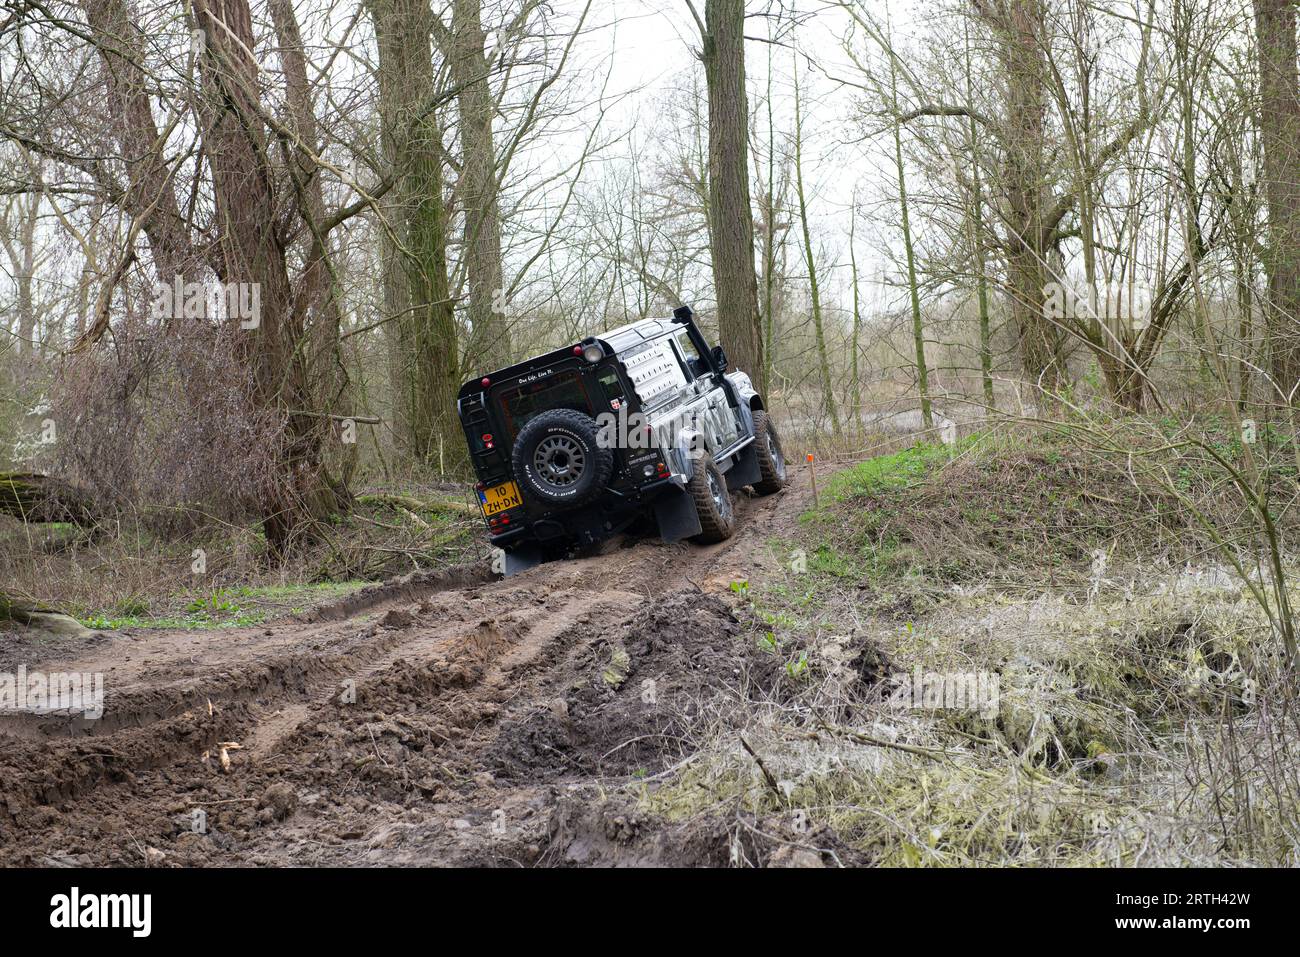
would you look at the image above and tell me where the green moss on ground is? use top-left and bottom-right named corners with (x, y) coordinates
top-left (792, 429), bottom-right (1291, 594)
top-left (650, 445), bottom-right (1300, 866)
top-left (2, 484), bottom-right (480, 633)
top-left (80, 581), bottom-right (368, 630)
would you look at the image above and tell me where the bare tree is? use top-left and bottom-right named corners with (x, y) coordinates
top-left (692, 0), bottom-right (764, 391)
top-left (368, 0), bottom-right (460, 470)
top-left (792, 53), bottom-right (842, 435)
top-left (1253, 0), bottom-right (1300, 404)
top-left (191, 0), bottom-right (346, 550)
top-left (976, 0), bottom-right (1065, 401)
top-left (881, 18), bottom-right (932, 431)
top-left (443, 0), bottom-right (510, 370)
top-left (78, 0), bottom-right (191, 291)
top-left (0, 185), bottom-right (40, 356)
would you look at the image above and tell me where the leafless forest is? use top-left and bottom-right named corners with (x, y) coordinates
top-left (1, 0), bottom-right (1299, 869)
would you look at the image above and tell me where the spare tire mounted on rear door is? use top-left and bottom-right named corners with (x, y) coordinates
top-left (512, 408), bottom-right (614, 507)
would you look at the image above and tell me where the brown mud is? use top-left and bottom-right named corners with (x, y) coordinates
top-left (0, 484), bottom-right (841, 867)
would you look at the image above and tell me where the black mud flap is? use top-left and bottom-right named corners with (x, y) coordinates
top-left (501, 543), bottom-right (545, 577)
top-left (654, 486), bottom-right (703, 542)
top-left (725, 443), bottom-right (762, 492)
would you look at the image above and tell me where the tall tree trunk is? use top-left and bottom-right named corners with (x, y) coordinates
top-left (792, 57), bottom-right (840, 436)
top-left (192, 0), bottom-right (341, 552)
top-left (80, 0), bottom-right (189, 286)
top-left (269, 0), bottom-right (337, 336)
top-left (965, 20), bottom-right (995, 411)
top-left (1228, 137), bottom-right (1256, 412)
top-left (700, 0), bottom-right (764, 392)
top-left (885, 26), bottom-right (932, 431)
top-left (1253, 0), bottom-right (1300, 401)
top-left (848, 194), bottom-right (863, 437)
top-left (370, 10), bottom-right (415, 450)
top-left (368, 0), bottom-right (460, 471)
top-left (0, 191), bottom-right (38, 355)
top-left (448, 0), bottom-right (510, 371)
top-left (979, 0), bottom-right (1062, 403)
top-left (761, 33), bottom-right (777, 394)
top-left (269, 0), bottom-right (356, 483)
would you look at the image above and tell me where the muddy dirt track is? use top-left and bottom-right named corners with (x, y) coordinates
top-left (0, 485), bottom-right (835, 867)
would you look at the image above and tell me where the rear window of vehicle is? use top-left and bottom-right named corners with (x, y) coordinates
top-left (498, 371), bottom-right (592, 438)
top-left (596, 367), bottom-right (627, 404)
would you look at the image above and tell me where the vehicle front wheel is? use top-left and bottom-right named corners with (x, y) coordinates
top-left (687, 455), bottom-right (736, 543)
top-left (750, 410), bottom-right (788, 495)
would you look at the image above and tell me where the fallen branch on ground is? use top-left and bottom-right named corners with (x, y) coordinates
top-left (355, 492), bottom-right (479, 517)
top-left (0, 472), bottom-right (100, 526)
top-left (0, 592), bottom-right (90, 635)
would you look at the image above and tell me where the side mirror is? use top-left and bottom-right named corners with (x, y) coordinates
top-left (710, 344), bottom-right (728, 372)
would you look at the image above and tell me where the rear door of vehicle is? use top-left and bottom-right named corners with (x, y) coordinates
top-left (470, 363), bottom-right (602, 514)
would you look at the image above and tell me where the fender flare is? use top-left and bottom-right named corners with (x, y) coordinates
top-left (670, 427), bottom-right (705, 479)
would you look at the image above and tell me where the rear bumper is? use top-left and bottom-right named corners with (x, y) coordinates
top-left (487, 477), bottom-right (679, 550)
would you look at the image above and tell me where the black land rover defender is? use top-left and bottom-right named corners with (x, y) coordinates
top-left (457, 306), bottom-right (787, 575)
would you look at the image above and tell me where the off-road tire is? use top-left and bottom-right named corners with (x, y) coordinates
top-left (513, 409), bottom-right (613, 507)
top-left (687, 455), bottom-right (736, 543)
top-left (750, 410), bottom-right (788, 495)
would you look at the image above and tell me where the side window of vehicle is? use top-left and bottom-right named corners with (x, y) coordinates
top-left (667, 336), bottom-right (693, 381)
top-left (672, 333), bottom-right (704, 380)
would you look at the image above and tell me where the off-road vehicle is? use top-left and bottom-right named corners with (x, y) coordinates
top-left (457, 305), bottom-right (787, 574)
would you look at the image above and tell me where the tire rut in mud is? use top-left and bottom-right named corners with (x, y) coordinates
top-left (0, 486), bottom-right (808, 866)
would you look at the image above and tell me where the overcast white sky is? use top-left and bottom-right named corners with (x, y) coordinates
top-left (557, 0), bottom-right (923, 317)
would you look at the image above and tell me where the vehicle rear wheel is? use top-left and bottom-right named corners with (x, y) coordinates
top-left (750, 410), bottom-right (788, 494)
top-left (687, 455), bottom-right (736, 543)
top-left (512, 409), bottom-right (613, 507)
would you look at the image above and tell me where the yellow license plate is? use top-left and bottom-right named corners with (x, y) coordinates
top-left (479, 481), bottom-right (522, 516)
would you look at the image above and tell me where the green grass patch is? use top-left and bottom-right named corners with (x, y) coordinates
top-left (786, 428), bottom-right (1293, 597)
top-left (814, 438), bottom-right (977, 507)
top-left (80, 581), bottom-right (366, 631)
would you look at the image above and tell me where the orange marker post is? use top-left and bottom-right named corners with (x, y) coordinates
top-left (807, 452), bottom-right (818, 507)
